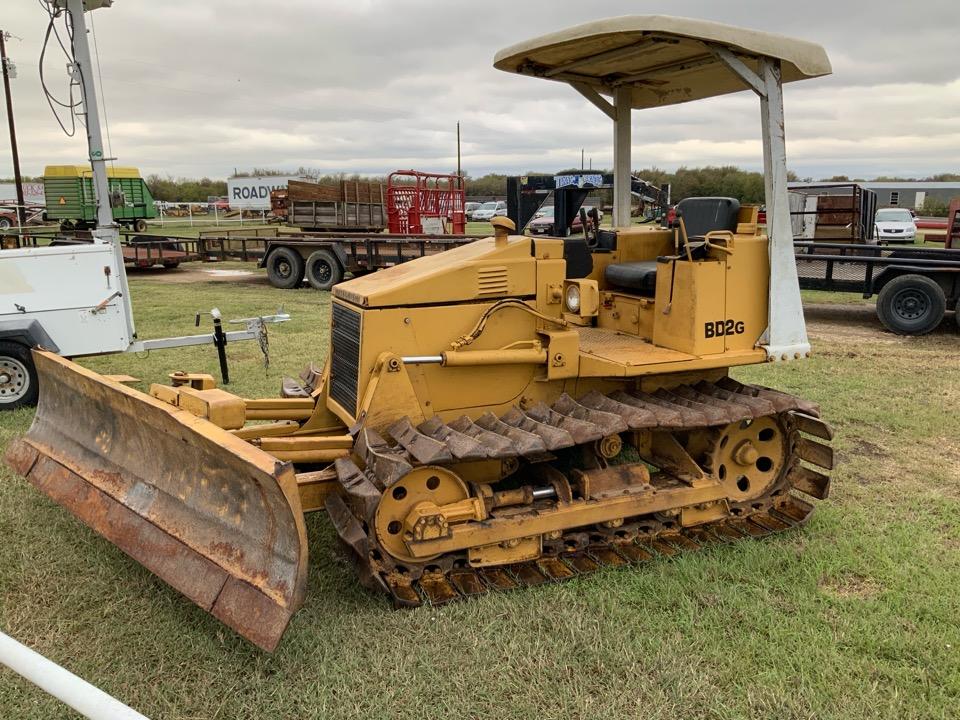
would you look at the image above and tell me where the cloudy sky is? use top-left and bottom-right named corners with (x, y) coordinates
top-left (1, 0), bottom-right (957, 180)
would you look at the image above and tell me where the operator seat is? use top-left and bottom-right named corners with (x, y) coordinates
top-left (604, 197), bottom-right (740, 296)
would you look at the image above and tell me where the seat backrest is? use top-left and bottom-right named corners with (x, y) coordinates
top-left (675, 197), bottom-right (740, 237)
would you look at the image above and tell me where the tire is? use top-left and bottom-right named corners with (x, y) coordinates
top-left (265, 246), bottom-right (305, 289)
top-left (59, 220), bottom-right (74, 232)
top-left (0, 217), bottom-right (11, 230)
top-left (304, 249), bottom-right (343, 291)
top-left (0, 342), bottom-right (39, 410)
top-left (133, 218), bottom-right (148, 232)
top-left (876, 274), bottom-right (946, 335)
top-left (955, 297), bottom-right (960, 331)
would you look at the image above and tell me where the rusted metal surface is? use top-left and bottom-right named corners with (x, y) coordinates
top-left (4, 351), bottom-right (308, 652)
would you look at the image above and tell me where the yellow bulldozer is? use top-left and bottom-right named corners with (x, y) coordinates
top-left (6, 16), bottom-right (835, 651)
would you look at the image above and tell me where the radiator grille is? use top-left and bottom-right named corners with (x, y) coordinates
top-left (477, 266), bottom-right (509, 296)
top-left (330, 303), bottom-right (361, 414)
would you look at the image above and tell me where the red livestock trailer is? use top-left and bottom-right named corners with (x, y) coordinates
top-left (387, 170), bottom-right (465, 234)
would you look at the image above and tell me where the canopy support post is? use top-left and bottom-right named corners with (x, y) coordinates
top-left (613, 86), bottom-right (632, 228)
top-left (756, 57), bottom-right (809, 360)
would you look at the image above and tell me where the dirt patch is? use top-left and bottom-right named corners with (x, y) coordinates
top-left (805, 303), bottom-right (958, 345)
top-left (127, 264), bottom-right (269, 285)
top-left (818, 573), bottom-right (882, 600)
top-left (848, 438), bottom-right (891, 461)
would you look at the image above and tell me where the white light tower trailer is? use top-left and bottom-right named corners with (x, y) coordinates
top-left (0, 0), bottom-right (283, 409)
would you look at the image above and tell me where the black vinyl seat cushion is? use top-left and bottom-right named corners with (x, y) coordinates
top-left (604, 260), bottom-right (660, 295)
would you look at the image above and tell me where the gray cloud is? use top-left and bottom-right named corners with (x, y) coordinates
top-left (1, 0), bottom-right (957, 180)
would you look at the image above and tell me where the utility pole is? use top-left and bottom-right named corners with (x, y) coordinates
top-left (0, 29), bottom-right (25, 226)
top-left (64, 0), bottom-right (135, 341)
top-left (456, 121), bottom-right (461, 188)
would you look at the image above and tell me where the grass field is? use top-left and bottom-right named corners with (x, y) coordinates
top-left (1, 265), bottom-right (959, 719)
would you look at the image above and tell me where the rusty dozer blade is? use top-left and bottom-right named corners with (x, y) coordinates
top-left (3, 351), bottom-right (308, 652)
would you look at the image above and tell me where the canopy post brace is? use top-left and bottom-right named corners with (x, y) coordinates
top-left (612, 86), bottom-right (633, 228)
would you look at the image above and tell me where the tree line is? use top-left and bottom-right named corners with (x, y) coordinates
top-left (3, 167), bottom-right (957, 211)
top-left (138, 166), bottom-right (789, 203)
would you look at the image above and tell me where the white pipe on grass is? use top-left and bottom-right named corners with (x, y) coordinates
top-left (0, 631), bottom-right (150, 720)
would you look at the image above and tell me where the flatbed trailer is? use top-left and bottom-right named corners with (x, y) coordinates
top-left (5, 229), bottom-right (201, 269)
top-left (257, 231), bottom-right (479, 290)
top-left (795, 241), bottom-right (960, 334)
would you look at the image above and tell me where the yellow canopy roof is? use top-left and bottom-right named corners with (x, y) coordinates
top-left (493, 15), bottom-right (831, 109)
top-left (44, 165), bottom-right (143, 179)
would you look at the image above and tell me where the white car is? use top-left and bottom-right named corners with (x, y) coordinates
top-left (472, 200), bottom-right (507, 222)
top-left (874, 208), bottom-right (917, 243)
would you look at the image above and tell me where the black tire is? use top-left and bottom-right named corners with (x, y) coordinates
top-left (59, 220), bottom-right (74, 232)
top-left (304, 249), bottom-right (343, 291)
top-left (265, 246), bottom-right (306, 289)
top-left (955, 296), bottom-right (960, 331)
top-left (0, 217), bottom-right (11, 230)
top-left (0, 342), bottom-right (39, 410)
top-left (876, 274), bottom-right (946, 335)
top-left (133, 218), bottom-right (148, 232)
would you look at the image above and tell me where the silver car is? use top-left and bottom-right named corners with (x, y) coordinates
top-left (874, 208), bottom-right (917, 243)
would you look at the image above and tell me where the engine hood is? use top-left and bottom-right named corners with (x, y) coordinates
top-left (332, 235), bottom-right (542, 308)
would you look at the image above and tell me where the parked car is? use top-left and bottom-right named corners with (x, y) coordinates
top-left (528, 205), bottom-right (603, 235)
top-left (874, 208), bottom-right (917, 243)
top-left (465, 202), bottom-right (482, 221)
top-left (472, 200), bottom-right (507, 222)
top-left (528, 206), bottom-right (556, 235)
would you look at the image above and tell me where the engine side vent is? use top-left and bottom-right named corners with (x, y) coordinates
top-left (477, 265), bottom-right (509, 296)
top-left (330, 303), bottom-right (361, 415)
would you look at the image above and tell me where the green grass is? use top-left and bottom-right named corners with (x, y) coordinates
top-left (2, 268), bottom-right (960, 719)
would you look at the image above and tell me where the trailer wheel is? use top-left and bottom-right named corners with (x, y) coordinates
top-left (305, 249), bottom-right (343, 291)
top-left (133, 219), bottom-right (148, 232)
top-left (876, 274), bottom-right (946, 335)
top-left (265, 247), bottom-right (305, 289)
top-left (0, 217), bottom-right (11, 230)
top-left (0, 342), bottom-right (39, 410)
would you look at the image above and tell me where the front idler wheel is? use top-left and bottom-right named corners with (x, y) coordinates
top-left (374, 466), bottom-right (470, 564)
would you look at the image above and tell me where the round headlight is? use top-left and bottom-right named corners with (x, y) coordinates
top-left (565, 284), bottom-right (581, 313)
